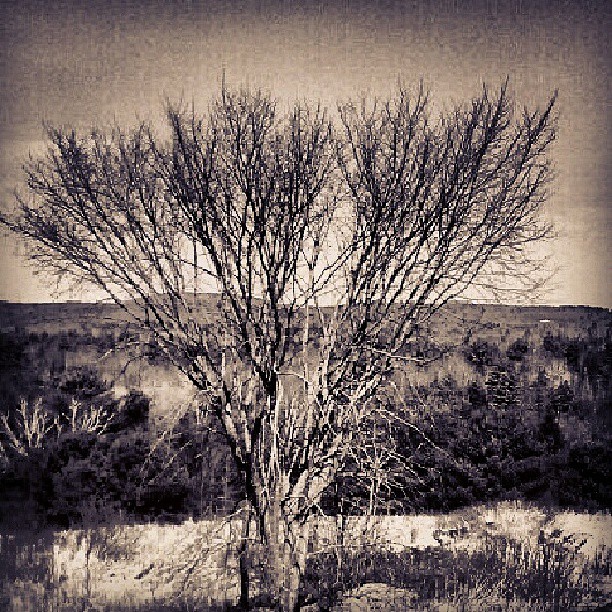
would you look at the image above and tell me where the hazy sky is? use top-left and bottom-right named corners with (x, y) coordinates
top-left (0, 0), bottom-right (610, 306)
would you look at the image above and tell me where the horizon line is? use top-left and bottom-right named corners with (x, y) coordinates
top-left (0, 297), bottom-right (610, 312)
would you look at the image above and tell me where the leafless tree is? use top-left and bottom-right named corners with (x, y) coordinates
top-left (1, 79), bottom-right (556, 611)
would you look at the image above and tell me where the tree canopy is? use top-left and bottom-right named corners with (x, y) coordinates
top-left (1, 79), bottom-right (557, 611)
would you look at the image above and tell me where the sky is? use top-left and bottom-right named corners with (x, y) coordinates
top-left (0, 0), bottom-right (610, 307)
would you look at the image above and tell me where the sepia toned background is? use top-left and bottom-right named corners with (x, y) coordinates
top-left (0, 0), bottom-right (609, 306)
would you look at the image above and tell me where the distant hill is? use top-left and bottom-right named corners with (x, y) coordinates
top-left (1, 297), bottom-right (609, 337)
top-left (1, 297), bottom-right (609, 417)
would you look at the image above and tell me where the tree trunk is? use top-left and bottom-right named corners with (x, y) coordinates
top-left (262, 502), bottom-right (305, 612)
top-left (238, 508), bottom-right (252, 610)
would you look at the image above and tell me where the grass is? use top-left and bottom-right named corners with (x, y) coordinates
top-left (1, 503), bottom-right (611, 611)
top-left (305, 533), bottom-right (612, 610)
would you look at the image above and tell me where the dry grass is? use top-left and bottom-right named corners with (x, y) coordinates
top-left (1, 502), bottom-right (610, 610)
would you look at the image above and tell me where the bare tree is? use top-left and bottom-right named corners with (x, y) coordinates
top-left (1, 80), bottom-right (556, 611)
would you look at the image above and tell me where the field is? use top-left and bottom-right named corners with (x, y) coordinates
top-left (1, 502), bottom-right (611, 610)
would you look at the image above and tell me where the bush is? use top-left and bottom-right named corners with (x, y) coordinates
top-left (105, 391), bottom-right (149, 433)
top-left (0, 386), bottom-right (156, 526)
top-left (464, 339), bottom-right (501, 370)
top-left (0, 398), bottom-right (61, 466)
top-left (507, 337), bottom-right (529, 361)
top-left (57, 367), bottom-right (111, 400)
top-left (31, 428), bottom-right (152, 526)
top-left (558, 444), bottom-right (612, 509)
top-left (0, 332), bottom-right (24, 370)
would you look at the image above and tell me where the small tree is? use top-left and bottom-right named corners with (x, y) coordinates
top-left (1, 80), bottom-right (556, 610)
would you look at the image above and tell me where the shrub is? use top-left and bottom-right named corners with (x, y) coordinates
top-left (0, 398), bottom-right (61, 466)
top-left (105, 391), bottom-right (149, 433)
top-left (507, 337), bottom-right (530, 361)
top-left (0, 332), bottom-right (24, 369)
top-left (464, 339), bottom-right (501, 370)
top-left (559, 444), bottom-right (612, 509)
top-left (58, 367), bottom-right (111, 400)
top-left (0, 387), bottom-right (155, 526)
top-left (32, 428), bottom-right (152, 526)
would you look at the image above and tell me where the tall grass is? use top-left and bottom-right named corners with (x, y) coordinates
top-left (304, 529), bottom-right (612, 611)
top-left (1, 511), bottom-right (610, 611)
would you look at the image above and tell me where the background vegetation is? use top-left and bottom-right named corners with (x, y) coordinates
top-left (1, 301), bottom-right (609, 527)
